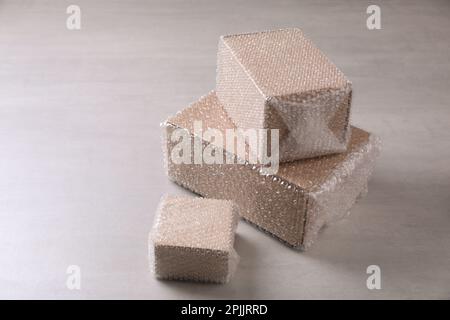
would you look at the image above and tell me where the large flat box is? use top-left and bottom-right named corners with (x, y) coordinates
top-left (162, 92), bottom-right (380, 250)
top-left (216, 28), bottom-right (352, 162)
top-left (149, 195), bottom-right (239, 283)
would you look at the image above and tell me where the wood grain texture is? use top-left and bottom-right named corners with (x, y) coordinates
top-left (1, 0), bottom-right (449, 299)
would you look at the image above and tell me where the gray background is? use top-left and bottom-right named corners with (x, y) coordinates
top-left (1, 0), bottom-right (449, 299)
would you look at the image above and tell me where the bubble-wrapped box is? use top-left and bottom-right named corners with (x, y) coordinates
top-left (149, 195), bottom-right (239, 283)
top-left (216, 28), bottom-right (352, 162)
top-left (162, 92), bottom-right (380, 250)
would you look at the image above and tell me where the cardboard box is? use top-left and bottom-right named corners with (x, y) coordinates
top-left (216, 28), bottom-right (352, 162)
top-left (163, 92), bottom-right (380, 250)
top-left (149, 195), bottom-right (239, 283)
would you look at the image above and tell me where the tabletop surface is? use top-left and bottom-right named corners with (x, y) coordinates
top-left (1, 0), bottom-right (449, 299)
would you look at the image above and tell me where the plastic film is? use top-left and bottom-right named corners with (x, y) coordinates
top-left (149, 195), bottom-right (239, 283)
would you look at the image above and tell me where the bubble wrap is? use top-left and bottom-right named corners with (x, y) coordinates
top-left (216, 28), bottom-right (352, 162)
top-left (162, 92), bottom-right (381, 250)
top-left (149, 195), bottom-right (239, 283)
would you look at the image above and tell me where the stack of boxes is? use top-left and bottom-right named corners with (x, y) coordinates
top-left (151, 28), bottom-right (380, 282)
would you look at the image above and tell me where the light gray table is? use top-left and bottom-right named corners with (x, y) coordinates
top-left (1, 0), bottom-right (449, 299)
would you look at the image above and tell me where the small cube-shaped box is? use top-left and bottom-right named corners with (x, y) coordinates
top-left (149, 196), bottom-right (239, 283)
top-left (216, 28), bottom-right (352, 162)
